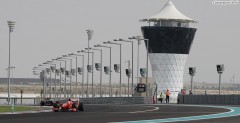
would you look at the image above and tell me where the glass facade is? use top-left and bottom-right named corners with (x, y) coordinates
top-left (141, 26), bottom-right (197, 54)
top-left (142, 26), bottom-right (197, 103)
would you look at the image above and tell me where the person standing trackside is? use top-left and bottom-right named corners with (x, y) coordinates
top-left (159, 92), bottom-right (164, 103)
top-left (166, 89), bottom-right (170, 103)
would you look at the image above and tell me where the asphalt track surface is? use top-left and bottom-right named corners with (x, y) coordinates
top-left (0, 104), bottom-right (240, 123)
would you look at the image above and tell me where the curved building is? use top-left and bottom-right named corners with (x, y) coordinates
top-left (141, 1), bottom-right (197, 102)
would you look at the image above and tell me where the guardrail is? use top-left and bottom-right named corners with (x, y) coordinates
top-left (0, 96), bottom-right (153, 105)
top-left (179, 95), bottom-right (240, 105)
top-left (0, 97), bottom-right (41, 105)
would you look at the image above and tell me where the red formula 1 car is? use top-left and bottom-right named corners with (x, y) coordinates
top-left (52, 99), bottom-right (84, 112)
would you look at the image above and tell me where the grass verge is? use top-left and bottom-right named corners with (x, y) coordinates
top-left (0, 106), bottom-right (43, 112)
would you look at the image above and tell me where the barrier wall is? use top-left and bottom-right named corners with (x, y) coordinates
top-left (0, 97), bottom-right (153, 105)
top-left (80, 97), bottom-right (153, 104)
top-left (179, 95), bottom-right (240, 105)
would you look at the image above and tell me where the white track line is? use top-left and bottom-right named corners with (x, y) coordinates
top-left (128, 106), bottom-right (159, 113)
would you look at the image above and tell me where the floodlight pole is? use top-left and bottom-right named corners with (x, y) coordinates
top-left (130, 36), bottom-right (149, 96)
top-left (53, 59), bottom-right (64, 98)
top-left (100, 50), bottom-right (102, 97)
top-left (191, 75), bottom-right (193, 93)
top-left (81, 55), bottom-right (84, 97)
top-left (94, 45), bottom-right (112, 97)
top-left (75, 57), bottom-right (77, 97)
top-left (104, 41), bottom-right (122, 97)
top-left (80, 51), bottom-right (94, 97)
top-left (91, 53), bottom-right (94, 97)
top-left (64, 61), bottom-right (67, 98)
top-left (86, 30), bottom-right (93, 98)
top-left (41, 70), bottom-right (46, 99)
top-left (44, 62), bottom-right (57, 99)
top-left (87, 48), bottom-right (103, 97)
top-left (73, 53), bottom-right (85, 97)
top-left (61, 56), bottom-right (74, 98)
top-left (56, 59), bottom-right (67, 98)
top-left (69, 59), bottom-right (72, 98)
top-left (116, 39), bottom-right (134, 96)
top-left (33, 67), bottom-right (46, 99)
top-left (7, 20), bottom-right (15, 105)
top-left (40, 64), bottom-right (52, 98)
top-left (67, 54), bottom-right (78, 98)
top-left (128, 75), bottom-right (130, 97)
top-left (59, 62), bottom-right (62, 98)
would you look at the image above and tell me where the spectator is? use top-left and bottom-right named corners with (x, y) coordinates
top-left (165, 89), bottom-right (170, 103)
top-left (189, 90), bottom-right (193, 95)
top-left (159, 92), bottom-right (164, 103)
top-left (177, 92), bottom-right (181, 104)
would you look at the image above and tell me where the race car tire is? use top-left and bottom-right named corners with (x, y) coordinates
top-left (40, 101), bottom-right (45, 106)
top-left (72, 103), bottom-right (76, 108)
top-left (78, 102), bottom-right (84, 111)
top-left (53, 103), bottom-right (59, 108)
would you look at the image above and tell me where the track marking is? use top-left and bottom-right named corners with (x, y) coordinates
top-left (110, 105), bottom-right (240, 123)
top-left (128, 106), bottom-right (159, 113)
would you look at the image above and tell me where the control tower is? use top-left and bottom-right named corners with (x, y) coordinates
top-left (141, 1), bottom-right (197, 103)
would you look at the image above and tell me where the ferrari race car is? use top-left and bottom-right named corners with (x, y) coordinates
top-left (52, 99), bottom-right (84, 112)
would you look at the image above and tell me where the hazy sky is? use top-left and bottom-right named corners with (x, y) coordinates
top-left (0, 0), bottom-right (239, 85)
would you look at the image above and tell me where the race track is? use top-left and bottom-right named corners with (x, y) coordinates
top-left (0, 104), bottom-right (240, 123)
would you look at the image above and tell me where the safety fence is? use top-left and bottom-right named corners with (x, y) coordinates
top-left (179, 95), bottom-right (240, 105)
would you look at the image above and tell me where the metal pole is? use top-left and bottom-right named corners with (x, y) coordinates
top-left (8, 28), bottom-right (11, 105)
top-left (128, 77), bottom-right (129, 97)
top-left (82, 55), bottom-right (84, 98)
top-left (131, 42), bottom-right (134, 96)
top-left (59, 63), bottom-right (62, 98)
top-left (50, 70), bottom-right (52, 98)
top-left (191, 75), bottom-right (193, 93)
top-left (110, 47), bottom-right (112, 97)
top-left (120, 44), bottom-right (122, 97)
top-left (76, 57), bottom-right (78, 98)
top-left (87, 39), bottom-right (89, 98)
top-left (43, 72), bottom-right (46, 99)
top-left (92, 53), bottom-right (94, 97)
top-left (45, 74), bottom-right (48, 98)
top-left (64, 61), bottom-right (67, 98)
top-left (146, 40), bottom-right (149, 96)
top-left (233, 74), bottom-right (235, 94)
top-left (100, 50), bottom-right (102, 97)
top-left (127, 60), bottom-right (130, 97)
top-left (219, 73), bottom-right (221, 95)
top-left (70, 59), bottom-right (72, 98)
top-left (137, 39), bottom-right (140, 84)
top-left (54, 64), bottom-right (57, 99)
